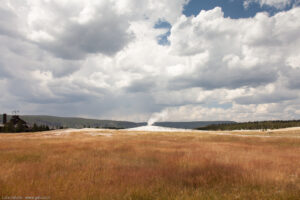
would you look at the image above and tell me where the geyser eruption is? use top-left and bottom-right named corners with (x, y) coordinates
top-left (147, 118), bottom-right (156, 126)
top-left (127, 109), bottom-right (189, 132)
top-left (147, 110), bottom-right (169, 126)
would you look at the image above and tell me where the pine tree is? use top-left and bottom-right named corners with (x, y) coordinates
top-left (33, 123), bottom-right (38, 132)
top-left (16, 121), bottom-right (25, 132)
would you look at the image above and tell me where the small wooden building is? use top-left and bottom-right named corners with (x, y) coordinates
top-left (9, 115), bottom-right (28, 128)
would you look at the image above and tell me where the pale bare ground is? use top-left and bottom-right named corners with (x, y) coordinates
top-left (0, 127), bottom-right (300, 199)
top-left (1, 126), bottom-right (300, 139)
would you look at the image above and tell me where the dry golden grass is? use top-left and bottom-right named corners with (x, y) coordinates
top-left (0, 129), bottom-right (300, 199)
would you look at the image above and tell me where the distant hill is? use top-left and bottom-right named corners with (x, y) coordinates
top-left (154, 121), bottom-right (235, 129)
top-left (0, 115), bottom-right (236, 130)
top-left (0, 115), bottom-right (146, 129)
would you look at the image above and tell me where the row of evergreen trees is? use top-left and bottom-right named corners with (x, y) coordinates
top-left (0, 122), bottom-right (50, 133)
top-left (197, 120), bottom-right (300, 131)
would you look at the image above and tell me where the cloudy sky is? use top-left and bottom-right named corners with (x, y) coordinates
top-left (0, 0), bottom-right (299, 122)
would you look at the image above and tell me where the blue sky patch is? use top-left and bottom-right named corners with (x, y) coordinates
top-left (183, 0), bottom-right (297, 19)
top-left (154, 20), bottom-right (171, 45)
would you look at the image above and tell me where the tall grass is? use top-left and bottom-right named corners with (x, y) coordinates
top-left (0, 132), bottom-right (299, 199)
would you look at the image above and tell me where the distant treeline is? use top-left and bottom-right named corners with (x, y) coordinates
top-left (154, 121), bottom-right (234, 129)
top-left (0, 115), bottom-right (145, 129)
top-left (0, 123), bottom-right (50, 133)
top-left (197, 120), bottom-right (300, 131)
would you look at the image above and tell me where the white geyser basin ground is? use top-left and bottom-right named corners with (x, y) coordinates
top-left (125, 125), bottom-right (193, 132)
top-left (39, 126), bottom-right (300, 138)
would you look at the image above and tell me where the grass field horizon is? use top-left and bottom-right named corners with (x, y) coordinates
top-left (1, 128), bottom-right (300, 199)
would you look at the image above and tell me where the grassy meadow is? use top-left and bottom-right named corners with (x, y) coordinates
top-left (0, 129), bottom-right (300, 199)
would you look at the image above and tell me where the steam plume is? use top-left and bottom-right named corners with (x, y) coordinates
top-left (147, 110), bottom-right (169, 126)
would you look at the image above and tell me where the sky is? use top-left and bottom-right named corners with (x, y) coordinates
top-left (0, 0), bottom-right (299, 123)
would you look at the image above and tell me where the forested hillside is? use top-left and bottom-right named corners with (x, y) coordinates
top-left (155, 121), bottom-right (235, 129)
top-left (197, 120), bottom-right (300, 130)
top-left (0, 115), bottom-right (145, 129)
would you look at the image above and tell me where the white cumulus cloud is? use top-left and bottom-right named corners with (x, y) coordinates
top-left (0, 1), bottom-right (299, 122)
